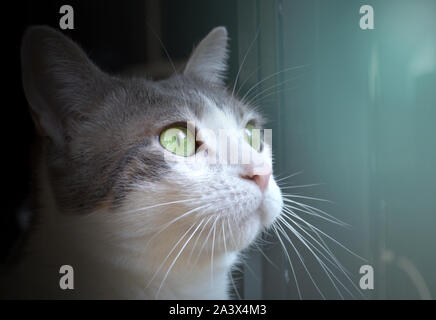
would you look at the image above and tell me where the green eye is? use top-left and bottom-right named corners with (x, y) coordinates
top-left (160, 126), bottom-right (196, 157)
top-left (244, 123), bottom-right (263, 152)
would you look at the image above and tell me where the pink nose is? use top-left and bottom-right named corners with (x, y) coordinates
top-left (241, 169), bottom-right (272, 193)
top-left (253, 173), bottom-right (271, 192)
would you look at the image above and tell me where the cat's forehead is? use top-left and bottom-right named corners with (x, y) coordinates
top-left (118, 75), bottom-right (263, 131)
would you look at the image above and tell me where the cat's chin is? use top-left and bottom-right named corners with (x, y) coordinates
top-left (226, 178), bottom-right (283, 252)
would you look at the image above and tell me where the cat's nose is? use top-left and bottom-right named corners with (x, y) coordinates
top-left (240, 166), bottom-right (272, 193)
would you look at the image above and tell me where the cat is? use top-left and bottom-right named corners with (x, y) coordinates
top-left (0, 25), bottom-right (283, 299)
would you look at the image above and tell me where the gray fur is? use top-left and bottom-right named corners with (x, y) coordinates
top-left (21, 26), bottom-right (263, 214)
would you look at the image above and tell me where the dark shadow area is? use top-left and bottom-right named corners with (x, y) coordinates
top-left (1, 0), bottom-right (238, 263)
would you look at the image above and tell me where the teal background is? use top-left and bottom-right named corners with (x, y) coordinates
top-left (38, 0), bottom-right (433, 300)
top-left (233, 0), bottom-right (436, 299)
top-left (6, 0), bottom-right (436, 299)
top-left (106, 0), bottom-right (436, 300)
top-left (5, 0), bottom-right (434, 300)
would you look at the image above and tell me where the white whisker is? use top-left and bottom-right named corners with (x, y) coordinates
top-left (272, 224), bottom-right (302, 299)
top-left (145, 203), bottom-right (212, 248)
top-left (235, 64), bottom-right (262, 98)
top-left (188, 215), bottom-right (214, 265)
top-left (222, 220), bottom-right (242, 300)
top-left (193, 215), bottom-right (218, 268)
top-left (274, 171), bottom-right (303, 184)
top-left (284, 203), bottom-right (346, 226)
top-left (297, 220), bottom-right (364, 297)
top-left (277, 216), bottom-right (348, 299)
top-left (156, 219), bottom-right (205, 298)
top-left (121, 198), bottom-right (199, 215)
top-left (254, 242), bottom-right (278, 270)
top-left (278, 183), bottom-right (324, 190)
top-left (147, 222), bottom-right (198, 290)
top-left (210, 216), bottom-right (219, 286)
top-left (232, 28), bottom-right (260, 98)
top-left (275, 221), bottom-right (326, 299)
top-left (241, 64), bottom-right (309, 103)
top-left (281, 212), bottom-right (349, 272)
top-left (250, 84), bottom-right (299, 106)
top-left (282, 206), bottom-right (366, 262)
top-left (281, 210), bottom-right (365, 298)
top-left (282, 193), bottom-right (333, 203)
top-left (245, 74), bottom-right (306, 107)
top-left (283, 198), bottom-right (350, 227)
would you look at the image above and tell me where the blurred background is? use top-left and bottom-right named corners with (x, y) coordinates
top-left (2, 0), bottom-right (435, 299)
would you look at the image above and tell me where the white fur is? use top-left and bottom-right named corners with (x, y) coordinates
top-left (6, 100), bottom-right (283, 300)
top-left (7, 26), bottom-right (284, 300)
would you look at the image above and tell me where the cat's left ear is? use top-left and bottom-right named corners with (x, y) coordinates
top-left (184, 27), bottom-right (229, 86)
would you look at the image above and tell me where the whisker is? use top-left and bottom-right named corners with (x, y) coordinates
top-left (282, 193), bottom-right (333, 203)
top-left (245, 73), bottom-right (306, 107)
top-left (283, 198), bottom-right (350, 228)
top-left (271, 224), bottom-right (302, 299)
top-left (147, 222), bottom-right (198, 290)
top-left (235, 64), bottom-right (262, 98)
top-left (156, 219), bottom-right (205, 298)
top-left (282, 206), bottom-right (366, 262)
top-left (187, 215), bottom-right (214, 265)
top-left (275, 171), bottom-right (365, 298)
top-left (243, 261), bottom-right (260, 282)
top-left (279, 183), bottom-right (324, 190)
top-left (244, 78), bottom-right (294, 106)
top-left (210, 216), bottom-right (219, 285)
top-left (232, 28), bottom-right (260, 98)
top-left (145, 21), bottom-right (177, 75)
top-left (241, 64), bottom-right (309, 103)
top-left (227, 216), bottom-right (238, 250)
top-left (275, 171), bottom-right (303, 184)
top-left (277, 216), bottom-right (348, 299)
top-left (308, 226), bottom-right (352, 276)
top-left (275, 222), bottom-right (326, 299)
top-left (145, 203), bottom-right (212, 247)
top-left (281, 210), bottom-right (366, 298)
top-left (222, 219), bottom-right (242, 300)
top-left (283, 203), bottom-right (346, 227)
top-left (297, 221), bottom-right (364, 298)
top-left (281, 211), bottom-right (349, 271)
top-left (249, 84), bottom-right (299, 107)
top-left (282, 218), bottom-right (361, 299)
top-left (253, 242), bottom-right (278, 270)
top-left (193, 215), bottom-right (218, 268)
top-left (120, 198), bottom-right (199, 215)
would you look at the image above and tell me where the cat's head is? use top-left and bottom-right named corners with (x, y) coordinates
top-left (21, 26), bottom-right (283, 261)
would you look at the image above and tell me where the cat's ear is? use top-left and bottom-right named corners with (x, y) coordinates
top-left (21, 26), bottom-right (107, 146)
top-left (184, 26), bottom-right (229, 86)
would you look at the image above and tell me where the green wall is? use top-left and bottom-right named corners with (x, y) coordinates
top-left (164, 0), bottom-right (436, 299)
top-left (236, 0), bottom-right (436, 299)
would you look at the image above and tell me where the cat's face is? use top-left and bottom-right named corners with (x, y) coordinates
top-left (115, 76), bottom-right (283, 253)
top-left (22, 26), bottom-right (283, 262)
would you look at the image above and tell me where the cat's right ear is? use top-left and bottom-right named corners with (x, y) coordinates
top-left (184, 27), bottom-right (229, 86)
top-left (21, 26), bottom-right (107, 146)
